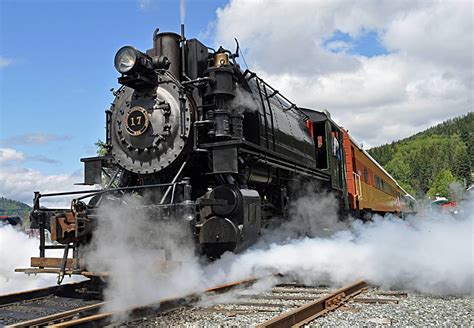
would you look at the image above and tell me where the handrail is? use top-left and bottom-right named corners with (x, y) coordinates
top-left (34, 182), bottom-right (185, 200)
top-left (357, 174), bottom-right (363, 200)
top-left (352, 172), bottom-right (359, 197)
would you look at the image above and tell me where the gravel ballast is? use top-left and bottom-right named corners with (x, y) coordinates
top-left (310, 288), bottom-right (473, 327)
top-left (130, 286), bottom-right (473, 327)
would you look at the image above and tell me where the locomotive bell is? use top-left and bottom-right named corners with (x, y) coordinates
top-left (214, 52), bottom-right (229, 67)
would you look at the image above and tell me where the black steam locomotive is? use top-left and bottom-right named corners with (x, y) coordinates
top-left (28, 27), bottom-right (350, 278)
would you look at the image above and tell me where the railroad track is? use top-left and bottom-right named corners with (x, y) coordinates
top-left (0, 280), bottom-right (103, 327)
top-left (1, 277), bottom-right (403, 327)
top-left (0, 278), bottom-right (258, 327)
top-left (123, 279), bottom-right (404, 327)
top-left (45, 278), bottom-right (258, 327)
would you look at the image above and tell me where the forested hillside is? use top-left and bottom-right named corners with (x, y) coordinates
top-left (0, 197), bottom-right (32, 219)
top-left (368, 112), bottom-right (473, 198)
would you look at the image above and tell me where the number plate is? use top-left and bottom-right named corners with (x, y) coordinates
top-left (125, 106), bottom-right (149, 136)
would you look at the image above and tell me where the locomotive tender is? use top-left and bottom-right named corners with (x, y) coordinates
top-left (23, 27), bottom-right (414, 280)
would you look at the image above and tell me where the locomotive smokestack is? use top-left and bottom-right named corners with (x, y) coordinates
top-left (153, 31), bottom-right (181, 79)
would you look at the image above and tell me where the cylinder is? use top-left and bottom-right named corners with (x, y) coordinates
top-left (154, 32), bottom-right (181, 79)
top-left (247, 165), bottom-right (271, 185)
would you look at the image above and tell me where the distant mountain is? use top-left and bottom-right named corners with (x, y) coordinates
top-left (0, 197), bottom-right (32, 220)
top-left (368, 112), bottom-right (473, 198)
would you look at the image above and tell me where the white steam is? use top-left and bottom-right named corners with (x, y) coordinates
top-left (0, 226), bottom-right (82, 293)
top-left (228, 87), bottom-right (260, 114)
top-left (84, 195), bottom-right (203, 312)
top-left (207, 192), bottom-right (473, 296)
top-left (180, 0), bottom-right (186, 25)
top-left (1, 187), bottom-right (471, 306)
top-left (85, 187), bottom-right (472, 317)
top-left (259, 184), bottom-right (348, 244)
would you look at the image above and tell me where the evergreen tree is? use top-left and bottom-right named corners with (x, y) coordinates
top-left (427, 169), bottom-right (458, 197)
top-left (368, 112), bottom-right (473, 197)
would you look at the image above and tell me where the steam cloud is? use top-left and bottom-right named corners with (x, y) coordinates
top-left (1, 187), bottom-right (471, 310)
top-left (0, 226), bottom-right (82, 293)
top-left (84, 195), bottom-right (204, 312)
top-left (210, 206), bottom-right (473, 296)
top-left (83, 187), bottom-right (473, 316)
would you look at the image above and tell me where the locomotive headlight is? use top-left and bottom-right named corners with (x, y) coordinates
top-left (114, 46), bottom-right (140, 74)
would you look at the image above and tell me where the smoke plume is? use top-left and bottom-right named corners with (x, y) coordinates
top-left (179, 0), bottom-right (186, 25)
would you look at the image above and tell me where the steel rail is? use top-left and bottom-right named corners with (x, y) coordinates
top-left (7, 302), bottom-right (104, 328)
top-left (49, 277), bottom-right (258, 328)
top-left (0, 280), bottom-right (91, 306)
top-left (257, 280), bottom-right (368, 328)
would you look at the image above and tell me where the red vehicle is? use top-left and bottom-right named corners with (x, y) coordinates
top-left (0, 215), bottom-right (22, 227)
top-left (430, 197), bottom-right (458, 215)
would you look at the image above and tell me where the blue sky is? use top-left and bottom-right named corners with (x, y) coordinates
top-left (323, 30), bottom-right (388, 57)
top-left (0, 0), bottom-right (390, 177)
top-left (1, 0), bottom-right (226, 176)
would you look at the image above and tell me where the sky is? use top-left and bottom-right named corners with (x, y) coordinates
top-left (0, 0), bottom-right (472, 205)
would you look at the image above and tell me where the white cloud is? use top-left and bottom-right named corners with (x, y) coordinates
top-left (0, 147), bottom-right (61, 165)
top-left (0, 56), bottom-right (13, 68)
top-left (0, 148), bottom-right (25, 165)
top-left (383, 2), bottom-right (473, 72)
top-left (137, 0), bottom-right (152, 10)
top-left (212, 0), bottom-right (473, 147)
top-left (0, 167), bottom-right (90, 207)
top-left (325, 40), bottom-right (352, 53)
top-left (1, 133), bottom-right (71, 145)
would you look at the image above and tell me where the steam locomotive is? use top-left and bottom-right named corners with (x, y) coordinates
top-left (22, 27), bottom-right (415, 281)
